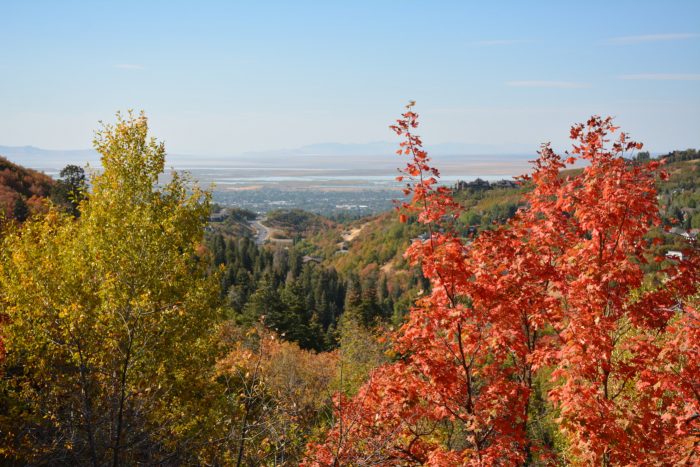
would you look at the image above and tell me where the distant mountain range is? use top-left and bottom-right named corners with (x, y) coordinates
top-left (0, 146), bottom-right (101, 169)
top-left (0, 142), bottom-right (534, 171)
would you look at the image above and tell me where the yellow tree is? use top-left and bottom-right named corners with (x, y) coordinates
top-left (0, 112), bottom-right (224, 465)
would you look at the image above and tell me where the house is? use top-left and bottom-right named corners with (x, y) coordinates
top-left (682, 231), bottom-right (697, 241)
top-left (668, 227), bottom-right (696, 241)
top-left (302, 255), bottom-right (322, 264)
top-left (492, 179), bottom-right (518, 189)
top-left (666, 250), bottom-right (684, 261)
top-left (410, 232), bottom-right (430, 243)
top-left (209, 209), bottom-right (227, 222)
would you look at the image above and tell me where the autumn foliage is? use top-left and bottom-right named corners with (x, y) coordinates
top-left (0, 114), bottom-right (222, 464)
top-left (0, 156), bottom-right (54, 222)
top-left (305, 104), bottom-right (700, 465)
top-left (216, 325), bottom-right (338, 465)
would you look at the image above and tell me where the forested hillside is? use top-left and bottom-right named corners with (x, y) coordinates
top-left (265, 209), bottom-right (335, 239)
top-left (0, 156), bottom-right (54, 221)
top-left (0, 157), bottom-right (88, 222)
top-left (204, 149), bottom-right (700, 355)
top-left (1, 109), bottom-right (699, 465)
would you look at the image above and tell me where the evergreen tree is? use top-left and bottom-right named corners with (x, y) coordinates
top-left (12, 196), bottom-right (28, 222)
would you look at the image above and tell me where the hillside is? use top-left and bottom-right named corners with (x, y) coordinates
top-left (202, 144), bottom-right (700, 389)
top-left (207, 206), bottom-right (257, 238)
top-left (0, 155), bottom-right (55, 221)
top-left (304, 178), bottom-right (530, 272)
top-left (281, 153), bottom-right (700, 324)
top-left (265, 209), bottom-right (336, 239)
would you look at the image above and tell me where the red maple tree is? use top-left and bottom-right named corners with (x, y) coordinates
top-left (305, 104), bottom-right (700, 465)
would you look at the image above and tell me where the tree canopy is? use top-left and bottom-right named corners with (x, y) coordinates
top-left (0, 112), bottom-right (223, 465)
top-left (306, 105), bottom-right (700, 466)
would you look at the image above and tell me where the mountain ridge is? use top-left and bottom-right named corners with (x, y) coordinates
top-left (0, 142), bottom-right (535, 170)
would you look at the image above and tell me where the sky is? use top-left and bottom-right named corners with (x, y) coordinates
top-left (1, 0), bottom-right (699, 156)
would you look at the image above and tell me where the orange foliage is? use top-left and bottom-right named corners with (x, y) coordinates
top-left (218, 325), bottom-right (338, 464)
top-left (0, 156), bottom-right (54, 221)
top-left (305, 106), bottom-right (700, 465)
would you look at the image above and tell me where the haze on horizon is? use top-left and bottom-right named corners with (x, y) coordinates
top-left (1, 0), bottom-right (699, 158)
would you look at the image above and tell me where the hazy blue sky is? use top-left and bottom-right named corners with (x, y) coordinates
top-left (1, 0), bottom-right (698, 155)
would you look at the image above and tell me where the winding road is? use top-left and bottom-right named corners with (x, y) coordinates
top-left (251, 217), bottom-right (270, 245)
